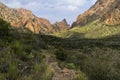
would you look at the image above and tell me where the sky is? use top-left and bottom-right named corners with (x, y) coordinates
top-left (0, 0), bottom-right (97, 24)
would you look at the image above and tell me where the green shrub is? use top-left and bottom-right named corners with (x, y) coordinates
top-left (74, 72), bottom-right (89, 80)
top-left (0, 18), bottom-right (12, 41)
top-left (11, 41), bottom-right (34, 61)
top-left (66, 63), bottom-right (76, 69)
top-left (11, 41), bottom-right (22, 53)
top-left (82, 48), bottom-right (120, 80)
top-left (26, 52), bottom-right (34, 60)
top-left (55, 48), bottom-right (67, 61)
top-left (8, 63), bottom-right (19, 80)
top-left (0, 73), bottom-right (5, 80)
top-left (32, 61), bottom-right (53, 80)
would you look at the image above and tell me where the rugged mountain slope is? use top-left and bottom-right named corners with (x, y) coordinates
top-left (72, 0), bottom-right (120, 27)
top-left (103, 1), bottom-right (120, 26)
top-left (55, 19), bottom-right (120, 39)
top-left (55, 0), bottom-right (120, 39)
top-left (0, 18), bottom-right (83, 80)
top-left (52, 19), bottom-right (69, 32)
top-left (0, 2), bottom-right (68, 34)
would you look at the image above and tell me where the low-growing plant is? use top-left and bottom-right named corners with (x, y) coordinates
top-left (74, 71), bottom-right (89, 80)
top-left (66, 63), bottom-right (76, 69)
top-left (8, 63), bottom-right (19, 80)
top-left (54, 48), bottom-right (67, 61)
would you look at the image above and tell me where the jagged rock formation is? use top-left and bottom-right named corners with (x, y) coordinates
top-left (52, 19), bottom-right (69, 32)
top-left (103, 1), bottom-right (120, 26)
top-left (72, 0), bottom-right (120, 27)
top-left (0, 2), bottom-right (68, 34)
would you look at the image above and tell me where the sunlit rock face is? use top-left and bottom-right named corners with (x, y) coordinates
top-left (52, 19), bottom-right (69, 32)
top-left (72, 0), bottom-right (120, 27)
top-left (103, 1), bottom-right (120, 26)
top-left (0, 2), bottom-right (67, 34)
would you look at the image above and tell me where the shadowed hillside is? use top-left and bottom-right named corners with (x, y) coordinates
top-left (40, 32), bottom-right (120, 80)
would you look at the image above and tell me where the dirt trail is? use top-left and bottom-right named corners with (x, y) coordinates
top-left (45, 54), bottom-right (76, 80)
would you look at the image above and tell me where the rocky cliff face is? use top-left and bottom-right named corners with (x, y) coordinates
top-left (52, 19), bottom-right (69, 32)
top-left (103, 1), bottom-right (120, 26)
top-left (0, 2), bottom-right (68, 34)
top-left (72, 0), bottom-right (120, 27)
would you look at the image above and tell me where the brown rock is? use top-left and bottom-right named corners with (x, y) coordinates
top-left (72, 0), bottom-right (120, 27)
top-left (0, 2), bottom-right (56, 34)
top-left (103, 2), bottom-right (120, 26)
top-left (52, 19), bottom-right (69, 32)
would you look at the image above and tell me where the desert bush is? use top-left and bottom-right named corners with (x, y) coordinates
top-left (66, 63), bottom-right (76, 69)
top-left (81, 48), bottom-right (120, 80)
top-left (74, 71), bottom-right (89, 80)
top-left (31, 60), bottom-right (53, 80)
top-left (54, 48), bottom-right (67, 61)
top-left (8, 63), bottom-right (19, 80)
top-left (0, 18), bottom-right (12, 41)
top-left (0, 73), bottom-right (5, 80)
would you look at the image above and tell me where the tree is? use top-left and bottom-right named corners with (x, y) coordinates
top-left (0, 18), bottom-right (11, 40)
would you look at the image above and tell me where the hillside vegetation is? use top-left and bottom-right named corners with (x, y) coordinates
top-left (0, 18), bottom-right (53, 80)
top-left (52, 19), bottom-right (120, 80)
top-left (0, 0), bottom-right (120, 80)
top-left (55, 19), bottom-right (120, 39)
top-left (0, 15), bottom-right (120, 80)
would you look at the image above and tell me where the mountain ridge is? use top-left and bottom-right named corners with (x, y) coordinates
top-left (52, 19), bottom-right (69, 32)
top-left (0, 2), bottom-right (69, 34)
top-left (72, 0), bottom-right (120, 27)
top-left (0, 1), bottom-right (120, 80)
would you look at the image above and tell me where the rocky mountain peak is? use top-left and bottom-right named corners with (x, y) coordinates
top-left (17, 8), bottom-right (33, 16)
top-left (72, 0), bottom-right (120, 27)
top-left (16, 8), bottom-right (35, 19)
top-left (0, 2), bottom-right (69, 34)
top-left (53, 19), bottom-right (69, 32)
top-left (59, 18), bottom-right (69, 26)
top-left (60, 19), bottom-right (67, 24)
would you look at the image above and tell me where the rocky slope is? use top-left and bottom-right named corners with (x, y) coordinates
top-left (52, 19), bottom-right (69, 32)
top-left (72, 0), bottom-right (120, 27)
top-left (0, 2), bottom-right (68, 34)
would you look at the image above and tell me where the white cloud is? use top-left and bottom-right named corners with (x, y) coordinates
top-left (0, 0), bottom-right (97, 12)
top-left (60, 0), bottom-right (87, 6)
top-left (67, 5), bottom-right (79, 11)
top-left (23, 2), bottom-right (41, 11)
top-left (46, 0), bottom-right (87, 11)
top-left (2, 0), bottom-right (22, 8)
top-left (2, 1), bottom-right (41, 11)
top-left (52, 5), bottom-right (79, 11)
